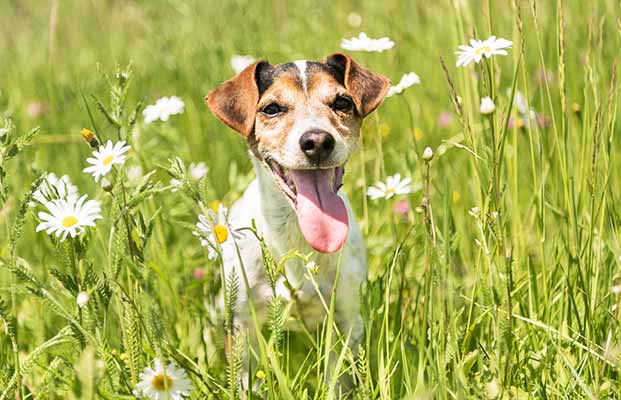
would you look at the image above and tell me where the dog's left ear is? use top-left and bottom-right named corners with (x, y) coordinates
top-left (205, 61), bottom-right (269, 137)
top-left (326, 53), bottom-right (391, 117)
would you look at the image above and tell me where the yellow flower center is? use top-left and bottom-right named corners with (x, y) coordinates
top-left (102, 155), bottom-right (114, 166)
top-left (151, 373), bottom-right (173, 391)
top-left (475, 46), bottom-right (491, 55)
top-left (214, 224), bottom-right (229, 244)
top-left (386, 187), bottom-right (396, 194)
top-left (62, 216), bottom-right (78, 228)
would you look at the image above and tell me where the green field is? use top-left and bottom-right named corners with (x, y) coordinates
top-left (1, 0), bottom-right (621, 398)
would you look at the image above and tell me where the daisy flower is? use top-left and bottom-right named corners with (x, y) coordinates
top-left (386, 72), bottom-right (421, 97)
top-left (189, 162), bottom-right (209, 181)
top-left (143, 96), bottom-right (185, 124)
top-left (480, 97), bottom-right (496, 115)
top-left (83, 140), bottom-right (131, 182)
top-left (194, 204), bottom-right (243, 260)
top-left (367, 173), bottom-right (418, 200)
top-left (30, 173), bottom-right (79, 206)
top-left (135, 358), bottom-right (192, 400)
top-left (36, 195), bottom-right (102, 241)
top-left (340, 32), bottom-right (395, 52)
top-left (230, 54), bottom-right (256, 74)
top-left (455, 35), bottom-right (513, 67)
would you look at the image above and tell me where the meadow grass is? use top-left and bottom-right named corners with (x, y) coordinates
top-left (1, 0), bottom-right (621, 398)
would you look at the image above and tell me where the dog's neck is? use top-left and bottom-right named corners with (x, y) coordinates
top-left (249, 154), bottom-right (302, 252)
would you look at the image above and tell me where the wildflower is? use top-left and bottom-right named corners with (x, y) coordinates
top-left (386, 72), bottom-right (421, 97)
top-left (101, 178), bottom-right (113, 192)
top-left (422, 146), bottom-right (434, 161)
top-left (31, 173), bottom-right (79, 206)
top-left (455, 35), bottom-right (513, 67)
top-left (571, 102), bottom-right (581, 115)
top-left (536, 68), bottom-right (555, 85)
top-left (393, 199), bottom-right (410, 218)
top-left (189, 162), bottom-right (208, 181)
top-left (81, 128), bottom-right (99, 148)
top-left (340, 32), bottom-right (395, 52)
top-left (170, 178), bottom-right (182, 193)
top-left (76, 291), bottom-right (90, 308)
top-left (192, 268), bottom-right (206, 280)
top-left (230, 55), bottom-right (256, 74)
top-left (480, 97), bottom-right (496, 115)
top-left (452, 190), bottom-right (461, 204)
top-left (26, 101), bottom-right (48, 118)
top-left (83, 140), bottom-right (131, 182)
top-left (0, 128), bottom-right (8, 140)
top-left (194, 204), bottom-right (243, 260)
top-left (143, 96), bottom-right (185, 124)
top-left (346, 12), bottom-right (362, 28)
top-left (612, 285), bottom-right (621, 295)
top-left (468, 207), bottom-right (480, 218)
top-left (36, 195), bottom-right (102, 241)
top-left (508, 116), bottom-right (525, 130)
top-left (367, 173), bottom-right (414, 200)
top-left (438, 111), bottom-right (453, 128)
top-left (136, 358), bottom-right (192, 400)
top-left (255, 370), bottom-right (266, 380)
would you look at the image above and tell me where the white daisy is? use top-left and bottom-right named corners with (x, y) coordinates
top-left (136, 358), bottom-right (193, 400)
top-left (230, 54), bottom-right (256, 74)
top-left (30, 173), bottom-right (79, 206)
top-left (340, 32), bottom-right (395, 52)
top-left (194, 204), bottom-right (243, 260)
top-left (455, 35), bottom-right (513, 67)
top-left (143, 96), bottom-right (185, 124)
top-left (480, 97), bottom-right (496, 115)
top-left (386, 72), bottom-right (421, 97)
top-left (367, 173), bottom-right (417, 200)
top-left (83, 140), bottom-right (131, 182)
top-left (36, 195), bottom-right (102, 241)
top-left (189, 162), bottom-right (209, 181)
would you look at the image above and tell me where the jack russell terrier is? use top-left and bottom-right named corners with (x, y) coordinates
top-left (205, 53), bottom-right (390, 366)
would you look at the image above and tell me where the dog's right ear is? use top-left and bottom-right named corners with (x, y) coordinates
top-left (205, 61), bottom-right (269, 138)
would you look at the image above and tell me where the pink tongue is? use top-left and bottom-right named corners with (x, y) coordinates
top-left (290, 169), bottom-right (349, 253)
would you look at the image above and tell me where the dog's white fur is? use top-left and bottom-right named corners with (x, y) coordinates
top-left (222, 155), bottom-right (366, 344)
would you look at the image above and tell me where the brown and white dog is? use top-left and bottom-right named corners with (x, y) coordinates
top-left (205, 54), bottom-right (390, 365)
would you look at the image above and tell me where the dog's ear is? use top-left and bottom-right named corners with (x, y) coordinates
top-left (205, 61), bottom-right (269, 137)
top-left (326, 53), bottom-right (391, 117)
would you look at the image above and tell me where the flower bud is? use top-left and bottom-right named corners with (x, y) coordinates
top-left (101, 178), bottom-right (113, 192)
top-left (480, 97), bottom-right (496, 115)
top-left (76, 291), bottom-right (90, 308)
top-left (0, 128), bottom-right (8, 144)
top-left (422, 146), bottom-right (434, 161)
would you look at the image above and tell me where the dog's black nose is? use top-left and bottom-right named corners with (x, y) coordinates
top-left (299, 130), bottom-right (335, 163)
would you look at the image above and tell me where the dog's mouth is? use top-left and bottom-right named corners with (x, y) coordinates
top-left (267, 160), bottom-right (344, 204)
top-left (266, 160), bottom-right (349, 254)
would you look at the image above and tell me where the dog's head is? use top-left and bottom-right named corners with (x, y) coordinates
top-left (206, 53), bottom-right (390, 253)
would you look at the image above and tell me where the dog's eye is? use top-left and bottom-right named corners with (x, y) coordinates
top-left (261, 103), bottom-right (283, 116)
top-left (332, 96), bottom-right (353, 112)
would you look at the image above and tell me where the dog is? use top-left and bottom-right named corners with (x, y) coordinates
top-left (205, 53), bottom-right (390, 380)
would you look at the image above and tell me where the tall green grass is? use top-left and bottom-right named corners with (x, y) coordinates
top-left (1, 0), bottom-right (620, 398)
